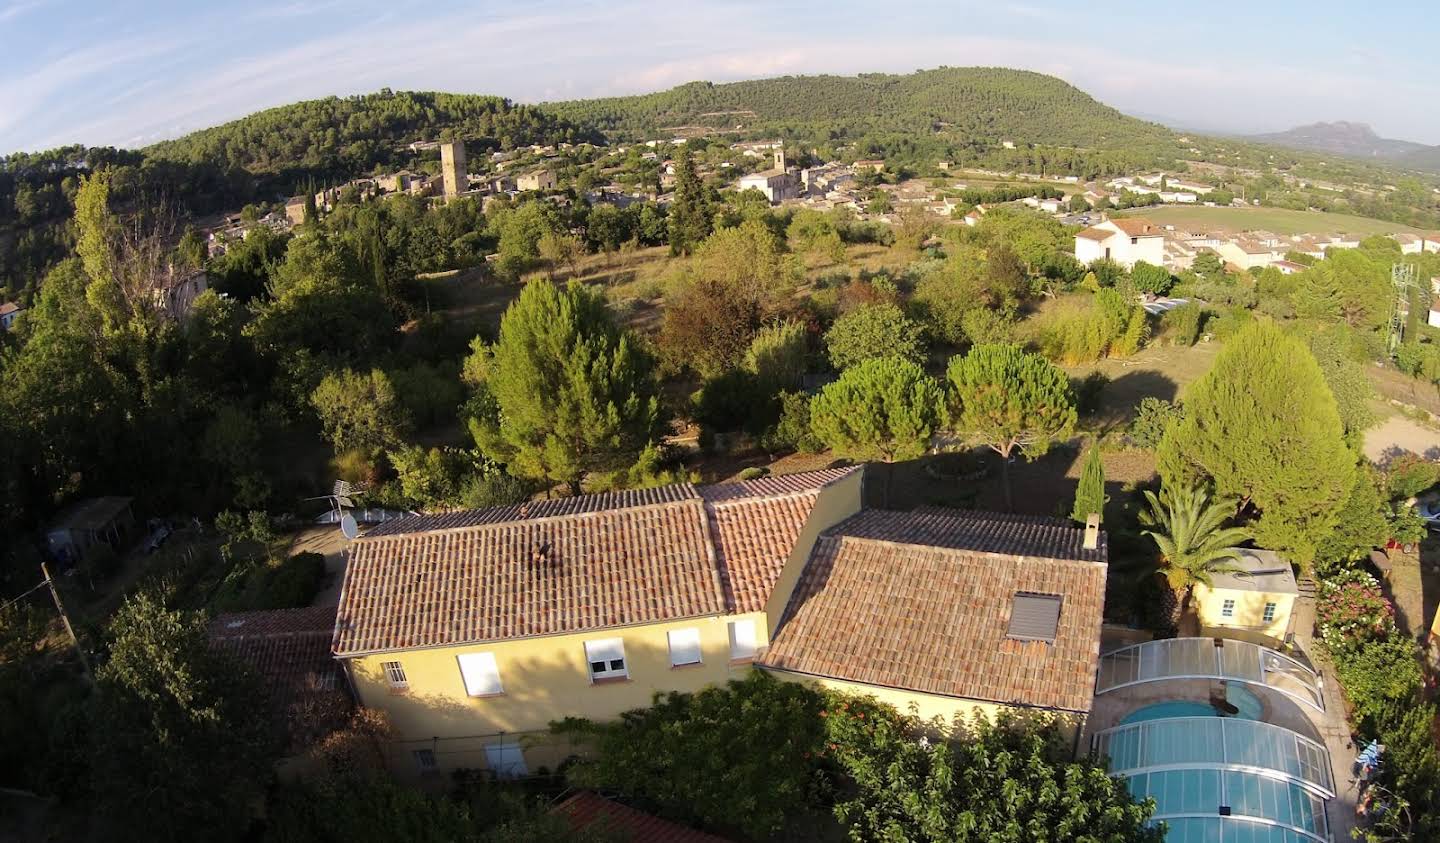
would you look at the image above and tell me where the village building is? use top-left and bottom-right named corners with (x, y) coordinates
top-left (330, 466), bottom-right (1108, 777)
top-left (515, 168), bottom-right (557, 192)
top-left (440, 141), bottom-right (468, 198)
top-left (152, 268), bottom-right (209, 321)
top-left (0, 301), bottom-right (23, 331)
top-left (736, 147), bottom-right (799, 204)
top-left (1073, 217), bottom-right (1165, 268)
top-left (1215, 237), bottom-right (1285, 271)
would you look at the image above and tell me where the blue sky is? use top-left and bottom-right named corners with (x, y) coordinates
top-left (2, 0), bottom-right (1437, 155)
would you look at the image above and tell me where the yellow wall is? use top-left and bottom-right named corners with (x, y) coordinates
top-left (347, 610), bottom-right (769, 737)
top-left (343, 469), bottom-right (866, 776)
top-left (766, 669), bottom-right (1083, 744)
top-left (1193, 583), bottom-right (1294, 643)
top-left (762, 469), bottom-right (865, 633)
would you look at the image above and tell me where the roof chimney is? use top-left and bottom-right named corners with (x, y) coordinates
top-left (1083, 514), bottom-right (1100, 551)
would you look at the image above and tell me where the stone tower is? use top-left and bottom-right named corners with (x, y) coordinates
top-left (772, 145), bottom-right (786, 171)
top-left (440, 141), bottom-right (467, 198)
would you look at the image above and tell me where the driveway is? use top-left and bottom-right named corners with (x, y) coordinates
top-left (1363, 415), bottom-right (1440, 464)
top-left (286, 525), bottom-right (352, 606)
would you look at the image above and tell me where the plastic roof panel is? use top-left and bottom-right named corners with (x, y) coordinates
top-left (1094, 717), bottom-right (1334, 797)
top-left (1094, 638), bottom-right (1324, 711)
top-left (1126, 769), bottom-right (1329, 842)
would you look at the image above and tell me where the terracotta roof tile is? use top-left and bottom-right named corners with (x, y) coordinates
top-left (759, 508), bottom-right (1107, 713)
top-left (1110, 217), bottom-right (1161, 237)
top-left (552, 791), bottom-right (733, 842)
top-left (334, 469), bottom-right (856, 656)
top-left (1076, 227), bottom-right (1112, 241)
top-left (210, 606), bottom-right (350, 749)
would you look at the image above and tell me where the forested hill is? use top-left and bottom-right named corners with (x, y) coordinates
top-left (544, 67), bottom-right (1175, 150)
top-left (145, 90), bottom-right (598, 181)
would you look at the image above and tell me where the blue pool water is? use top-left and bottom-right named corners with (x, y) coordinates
top-left (1122, 701), bottom-right (1215, 723)
top-left (1120, 683), bottom-right (1264, 725)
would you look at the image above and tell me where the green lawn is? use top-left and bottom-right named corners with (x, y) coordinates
top-left (1116, 205), bottom-right (1424, 236)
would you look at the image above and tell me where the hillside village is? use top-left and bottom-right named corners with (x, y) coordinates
top-left (6, 67), bottom-right (1440, 843)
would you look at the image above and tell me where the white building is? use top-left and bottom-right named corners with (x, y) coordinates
top-left (1074, 218), bottom-right (1165, 268)
top-left (736, 147), bottom-right (799, 204)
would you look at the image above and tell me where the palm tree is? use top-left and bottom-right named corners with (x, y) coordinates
top-left (1140, 483), bottom-right (1252, 624)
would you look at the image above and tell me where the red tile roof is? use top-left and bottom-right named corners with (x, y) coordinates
top-left (210, 605), bottom-right (350, 750)
top-left (1109, 217), bottom-right (1161, 237)
top-left (0, 302), bottom-right (19, 316)
top-left (552, 791), bottom-right (732, 842)
top-left (333, 468), bottom-right (858, 656)
top-left (1076, 227), bottom-right (1112, 241)
top-left (759, 508), bottom-right (1107, 713)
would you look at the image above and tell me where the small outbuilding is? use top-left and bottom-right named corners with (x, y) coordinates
top-left (1192, 548), bottom-right (1298, 646)
top-left (45, 496), bottom-right (136, 563)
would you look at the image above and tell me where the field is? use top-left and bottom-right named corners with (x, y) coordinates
top-left (1117, 205), bottom-right (1425, 236)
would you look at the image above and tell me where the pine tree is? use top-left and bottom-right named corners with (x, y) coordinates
top-left (946, 343), bottom-right (1077, 511)
top-left (1071, 442), bottom-right (1106, 524)
top-left (469, 281), bottom-right (661, 494)
top-left (667, 144), bottom-right (712, 256)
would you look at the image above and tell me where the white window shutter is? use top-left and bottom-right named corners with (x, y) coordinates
top-left (457, 652), bottom-right (502, 696)
top-left (729, 619), bottom-right (758, 660)
top-left (668, 628), bottom-right (702, 666)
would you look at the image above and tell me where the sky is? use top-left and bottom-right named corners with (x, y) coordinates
top-left (2, 0), bottom-right (1438, 155)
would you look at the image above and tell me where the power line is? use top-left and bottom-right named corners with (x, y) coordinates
top-left (0, 579), bottom-right (50, 614)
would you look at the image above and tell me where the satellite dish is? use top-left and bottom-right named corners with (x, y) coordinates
top-left (340, 513), bottom-right (360, 540)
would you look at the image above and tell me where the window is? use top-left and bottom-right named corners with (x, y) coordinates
top-left (382, 660), bottom-right (408, 691)
top-left (485, 743), bottom-right (528, 779)
top-left (1221, 599), bottom-right (1236, 618)
top-left (457, 652), bottom-right (503, 696)
top-left (413, 748), bottom-right (436, 773)
top-left (728, 619), bottom-right (758, 661)
top-left (668, 627), bottom-right (702, 667)
top-left (1262, 602), bottom-right (1277, 623)
top-left (1130, 237), bottom-right (1138, 245)
top-left (1007, 592), bottom-right (1063, 643)
top-left (584, 638), bottom-right (627, 681)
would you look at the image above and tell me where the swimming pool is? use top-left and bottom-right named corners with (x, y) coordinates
top-left (1120, 683), bottom-right (1263, 724)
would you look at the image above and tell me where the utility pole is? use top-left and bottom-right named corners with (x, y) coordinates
top-left (41, 563), bottom-right (92, 682)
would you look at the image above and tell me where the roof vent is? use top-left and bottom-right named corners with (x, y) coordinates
top-left (1007, 592), bottom-right (1062, 643)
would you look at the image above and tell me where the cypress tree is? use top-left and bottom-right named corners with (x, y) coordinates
top-left (1071, 442), bottom-right (1106, 524)
top-left (668, 144), bottom-right (712, 256)
top-left (1158, 320), bottom-right (1354, 567)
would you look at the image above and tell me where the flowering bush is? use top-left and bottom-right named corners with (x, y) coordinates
top-left (1316, 569), bottom-right (1396, 646)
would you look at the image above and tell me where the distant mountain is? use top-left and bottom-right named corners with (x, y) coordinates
top-left (545, 67), bottom-right (1174, 150)
top-left (1250, 121), bottom-right (1430, 161)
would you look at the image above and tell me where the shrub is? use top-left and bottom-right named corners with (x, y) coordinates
top-left (1206, 306), bottom-right (1252, 341)
top-left (1033, 290), bottom-right (1145, 364)
top-left (738, 466), bottom-right (769, 481)
top-left (760, 391), bottom-right (823, 454)
top-left (824, 303), bottom-right (926, 370)
top-left (1316, 569), bottom-right (1395, 644)
top-left (1388, 453), bottom-right (1440, 500)
top-left (1128, 397), bottom-right (1180, 450)
top-left (262, 552), bottom-right (327, 609)
top-left (1160, 302), bottom-right (1203, 346)
top-left (1131, 261), bottom-right (1173, 295)
top-left (694, 369), bottom-right (778, 435)
top-left (1073, 372), bottom-right (1109, 418)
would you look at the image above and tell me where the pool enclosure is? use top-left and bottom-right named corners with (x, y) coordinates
top-left (1095, 637), bottom-right (1324, 712)
top-left (1093, 714), bottom-right (1335, 841)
